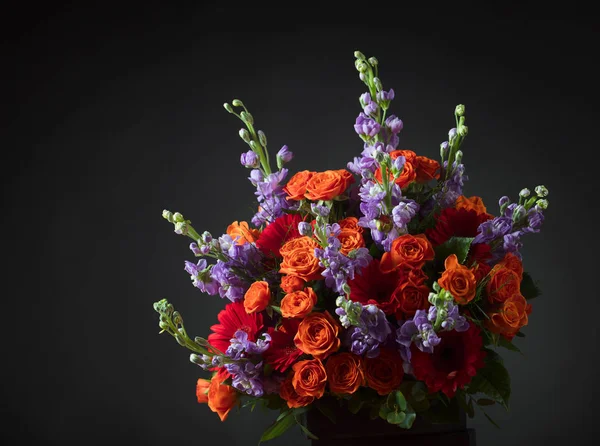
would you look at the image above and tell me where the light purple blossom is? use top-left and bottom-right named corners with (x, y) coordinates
top-left (376, 89), bottom-right (395, 103)
top-left (190, 242), bottom-right (202, 256)
top-left (392, 199), bottom-right (420, 229)
top-left (184, 259), bottom-right (219, 295)
top-left (311, 203), bottom-right (330, 217)
top-left (226, 330), bottom-right (271, 360)
top-left (346, 304), bottom-right (392, 358)
top-left (298, 221), bottom-right (312, 236)
top-left (385, 115), bottom-right (404, 134)
top-left (473, 217), bottom-right (513, 244)
top-left (354, 112), bottom-right (381, 138)
top-left (396, 310), bottom-right (441, 363)
top-left (248, 167), bottom-right (298, 226)
top-left (276, 145), bottom-right (293, 163)
top-left (240, 150), bottom-right (259, 168)
top-left (225, 360), bottom-right (265, 397)
top-left (428, 303), bottom-right (469, 332)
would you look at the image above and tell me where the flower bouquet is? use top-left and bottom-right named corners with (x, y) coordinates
top-left (154, 51), bottom-right (548, 444)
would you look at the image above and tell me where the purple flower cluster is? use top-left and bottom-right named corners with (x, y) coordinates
top-left (248, 168), bottom-right (299, 227)
top-left (473, 194), bottom-right (546, 261)
top-left (184, 259), bottom-right (219, 295)
top-left (433, 160), bottom-right (468, 209)
top-left (344, 304), bottom-right (392, 358)
top-left (314, 223), bottom-right (371, 294)
top-left (224, 330), bottom-right (271, 397)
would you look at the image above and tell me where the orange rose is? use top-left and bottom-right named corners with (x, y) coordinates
top-left (486, 263), bottom-right (521, 304)
top-left (243, 281), bottom-right (271, 314)
top-left (280, 287), bottom-right (318, 318)
top-left (455, 196), bottom-right (493, 219)
top-left (294, 311), bottom-right (341, 360)
top-left (392, 271), bottom-right (431, 318)
top-left (415, 156), bottom-right (441, 182)
top-left (338, 216), bottom-right (363, 232)
top-left (196, 378), bottom-right (211, 404)
top-left (325, 353), bottom-right (364, 395)
top-left (280, 275), bottom-right (306, 293)
top-left (487, 294), bottom-right (531, 340)
top-left (338, 228), bottom-right (366, 256)
top-left (438, 254), bottom-right (477, 305)
top-left (380, 233), bottom-right (434, 273)
top-left (304, 169), bottom-right (355, 201)
top-left (226, 221), bottom-right (260, 245)
top-left (292, 359), bottom-right (328, 398)
top-left (284, 170), bottom-right (314, 201)
top-left (498, 252), bottom-right (523, 280)
top-left (364, 348), bottom-right (404, 395)
top-left (207, 370), bottom-right (238, 421)
top-left (279, 236), bottom-right (323, 282)
top-left (280, 373), bottom-right (314, 408)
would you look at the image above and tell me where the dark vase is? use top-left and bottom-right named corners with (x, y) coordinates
top-left (305, 396), bottom-right (476, 446)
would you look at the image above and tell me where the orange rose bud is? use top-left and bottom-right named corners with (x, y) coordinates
top-left (279, 236), bottom-right (323, 282)
top-left (415, 156), bottom-right (441, 182)
top-left (281, 287), bottom-right (318, 319)
top-left (338, 217), bottom-right (363, 232)
top-left (455, 195), bottom-right (493, 219)
top-left (304, 169), bottom-right (355, 201)
top-left (243, 281), bottom-right (271, 314)
top-left (325, 352), bottom-right (364, 395)
top-left (280, 275), bottom-right (306, 294)
top-left (292, 359), bottom-right (328, 398)
top-left (364, 348), bottom-right (404, 395)
top-left (486, 263), bottom-right (521, 304)
top-left (438, 254), bottom-right (477, 305)
top-left (498, 252), bottom-right (523, 280)
top-left (207, 371), bottom-right (238, 421)
top-left (280, 373), bottom-right (314, 408)
top-left (284, 170), bottom-right (314, 201)
top-left (226, 221), bottom-right (260, 245)
top-left (487, 294), bottom-right (531, 340)
top-left (196, 378), bottom-right (211, 404)
top-left (380, 233), bottom-right (434, 273)
top-left (294, 311), bottom-right (341, 360)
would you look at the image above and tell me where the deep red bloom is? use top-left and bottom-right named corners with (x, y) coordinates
top-left (255, 213), bottom-right (303, 258)
top-left (263, 319), bottom-right (302, 372)
top-left (426, 208), bottom-right (492, 247)
top-left (410, 324), bottom-right (486, 398)
top-left (349, 259), bottom-right (403, 315)
top-left (208, 301), bottom-right (264, 354)
top-left (467, 243), bottom-right (493, 282)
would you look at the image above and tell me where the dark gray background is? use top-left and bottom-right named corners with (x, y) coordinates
top-left (3, 5), bottom-right (598, 445)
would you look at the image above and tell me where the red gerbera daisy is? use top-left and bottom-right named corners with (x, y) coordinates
top-left (426, 208), bottom-right (492, 247)
top-left (348, 259), bottom-right (403, 315)
top-left (410, 324), bottom-right (486, 398)
top-left (255, 213), bottom-right (303, 258)
top-left (263, 319), bottom-right (302, 372)
top-left (208, 301), bottom-right (264, 354)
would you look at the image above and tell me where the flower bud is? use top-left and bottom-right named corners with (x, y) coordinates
top-left (172, 212), bottom-right (185, 223)
top-left (440, 141), bottom-right (449, 157)
top-left (190, 353), bottom-right (204, 365)
top-left (162, 209), bottom-right (174, 222)
top-left (455, 104), bottom-right (465, 116)
top-left (373, 77), bottom-right (383, 92)
top-left (239, 128), bottom-right (251, 143)
top-left (448, 128), bottom-right (457, 140)
top-left (536, 199), bottom-right (549, 210)
top-left (223, 103), bottom-right (233, 113)
top-left (355, 60), bottom-right (368, 73)
top-left (249, 140), bottom-right (260, 152)
top-left (232, 99), bottom-right (244, 107)
top-left (240, 150), bottom-right (259, 168)
top-left (455, 150), bottom-right (463, 164)
top-left (354, 50), bottom-right (366, 60)
top-left (258, 130), bottom-right (267, 147)
top-left (512, 205), bottom-right (526, 222)
top-left (342, 283), bottom-right (352, 295)
top-left (298, 222), bottom-right (312, 236)
top-left (368, 57), bottom-right (378, 66)
top-left (458, 125), bottom-right (468, 136)
top-left (535, 185), bottom-right (549, 197)
top-left (174, 221), bottom-right (188, 236)
top-left (519, 188), bottom-right (531, 198)
top-left (201, 231), bottom-right (213, 244)
top-left (276, 145), bottom-right (293, 168)
top-left (240, 111), bottom-right (253, 125)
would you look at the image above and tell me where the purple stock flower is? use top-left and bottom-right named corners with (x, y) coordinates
top-left (240, 150), bottom-right (259, 168)
top-left (503, 232), bottom-right (523, 254)
top-left (364, 101), bottom-right (379, 117)
top-left (184, 259), bottom-right (219, 295)
top-left (428, 303), bottom-right (469, 332)
top-left (226, 330), bottom-right (271, 360)
top-left (396, 310), bottom-right (441, 363)
top-left (298, 221), bottom-right (312, 236)
top-left (347, 304), bottom-right (391, 358)
top-left (392, 199), bottom-right (420, 229)
top-left (225, 360), bottom-right (264, 397)
top-left (311, 203), bottom-right (330, 217)
top-left (385, 115), bottom-right (403, 134)
top-left (347, 155), bottom-right (378, 177)
top-left (473, 216), bottom-right (513, 244)
top-left (189, 242), bottom-right (202, 256)
top-left (354, 112), bottom-right (381, 138)
top-left (376, 89), bottom-right (395, 102)
top-left (210, 260), bottom-right (247, 302)
top-left (276, 145), bottom-right (293, 163)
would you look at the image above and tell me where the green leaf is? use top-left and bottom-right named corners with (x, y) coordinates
top-left (520, 272), bottom-right (541, 300)
top-left (468, 349), bottom-right (511, 410)
top-left (397, 411), bottom-right (417, 429)
top-left (259, 411), bottom-right (296, 444)
top-left (394, 391), bottom-right (407, 412)
top-left (476, 398), bottom-right (496, 406)
top-left (386, 411), bottom-right (406, 425)
top-left (456, 391), bottom-right (474, 418)
top-left (434, 236), bottom-right (475, 265)
top-left (497, 336), bottom-right (522, 354)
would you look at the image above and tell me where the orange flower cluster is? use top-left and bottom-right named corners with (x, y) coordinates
top-left (283, 169), bottom-right (355, 201)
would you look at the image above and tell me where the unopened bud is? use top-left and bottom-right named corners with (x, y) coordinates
top-left (448, 128), bottom-right (457, 140)
top-left (190, 353), bottom-right (203, 365)
top-left (519, 188), bottom-right (531, 198)
top-left (512, 205), bottom-right (526, 222)
top-left (536, 199), bottom-right (549, 210)
top-left (373, 77), bottom-right (382, 92)
top-left (535, 185), bottom-right (549, 197)
top-left (298, 222), bottom-right (312, 236)
top-left (240, 111), bottom-right (253, 125)
top-left (455, 150), bottom-right (463, 164)
top-left (257, 130), bottom-right (267, 147)
top-left (342, 283), bottom-right (351, 295)
top-left (368, 57), bottom-right (378, 66)
top-left (455, 104), bottom-right (465, 116)
top-left (458, 125), bottom-right (468, 136)
top-left (359, 72), bottom-right (366, 81)
top-left (354, 50), bottom-right (366, 60)
top-left (239, 128), bottom-right (251, 143)
top-left (355, 60), bottom-right (368, 73)
top-left (232, 99), bottom-right (244, 107)
top-left (336, 296), bottom-right (345, 307)
top-left (172, 212), bottom-right (185, 223)
top-left (223, 103), bottom-right (233, 113)
top-left (162, 209), bottom-right (173, 222)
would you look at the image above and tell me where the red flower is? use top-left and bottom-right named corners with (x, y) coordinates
top-left (410, 324), bottom-right (486, 398)
top-left (349, 259), bottom-right (402, 315)
top-left (467, 243), bottom-right (493, 281)
top-left (263, 319), bottom-right (302, 372)
top-left (208, 301), bottom-right (264, 354)
top-left (255, 213), bottom-right (302, 258)
top-left (426, 208), bottom-right (492, 247)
